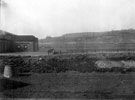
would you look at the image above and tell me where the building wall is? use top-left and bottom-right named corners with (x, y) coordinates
top-left (0, 39), bottom-right (15, 53)
top-left (0, 31), bottom-right (16, 53)
top-left (33, 37), bottom-right (38, 51)
top-left (15, 42), bottom-right (34, 52)
top-left (0, 30), bottom-right (39, 53)
top-left (14, 35), bottom-right (38, 52)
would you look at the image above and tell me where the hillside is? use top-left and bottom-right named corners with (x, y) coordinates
top-left (39, 29), bottom-right (135, 52)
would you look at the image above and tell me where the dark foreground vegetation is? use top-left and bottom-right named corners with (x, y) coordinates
top-left (1, 53), bottom-right (135, 75)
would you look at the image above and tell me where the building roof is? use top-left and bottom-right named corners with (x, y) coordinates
top-left (0, 30), bottom-right (38, 42)
top-left (15, 35), bottom-right (38, 42)
top-left (0, 30), bottom-right (15, 35)
top-left (0, 30), bottom-right (15, 40)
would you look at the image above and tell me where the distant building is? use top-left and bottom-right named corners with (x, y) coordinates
top-left (0, 30), bottom-right (38, 53)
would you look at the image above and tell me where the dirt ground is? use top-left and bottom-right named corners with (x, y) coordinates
top-left (0, 72), bottom-right (135, 99)
top-left (0, 51), bottom-right (134, 56)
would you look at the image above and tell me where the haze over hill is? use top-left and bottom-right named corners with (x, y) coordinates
top-left (40, 29), bottom-right (135, 43)
top-left (39, 29), bottom-right (135, 52)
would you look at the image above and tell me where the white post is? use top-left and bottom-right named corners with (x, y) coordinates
top-left (3, 65), bottom-right (12, 78)
top-left (0, 0), bottom-right (2, 30)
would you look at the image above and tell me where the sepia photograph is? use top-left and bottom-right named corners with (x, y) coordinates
top-left (0, 0), bottom-right (135, 99)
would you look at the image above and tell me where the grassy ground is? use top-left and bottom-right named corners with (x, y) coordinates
top-left (0, 72), bottom-right (135, 99)
top-left (1, 52), bottom-right (135, 99)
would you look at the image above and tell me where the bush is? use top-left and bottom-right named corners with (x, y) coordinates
top-left (1, 54), bottom-right (135, 74)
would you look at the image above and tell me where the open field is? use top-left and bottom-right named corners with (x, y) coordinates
top-left (1, 52), bottom-right (135, 99)
top-left (0, 72), bottom-right (135, 99)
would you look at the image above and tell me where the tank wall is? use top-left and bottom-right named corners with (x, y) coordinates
top-left (0, 39), bottom-right (15, 53)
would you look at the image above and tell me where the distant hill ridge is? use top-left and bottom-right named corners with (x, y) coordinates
top-left (39, 29), bottom-right (135, 52)
top-left (40, 29), bottom-right (135, 43)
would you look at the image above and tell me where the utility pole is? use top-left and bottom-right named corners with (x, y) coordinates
top-left (0, 0), bottom-right (6, 34)
top-left (0, 0), bottom-right (4, 31)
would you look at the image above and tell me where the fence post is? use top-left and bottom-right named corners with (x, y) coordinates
top-left (3, 65), bottom-right (12, 78)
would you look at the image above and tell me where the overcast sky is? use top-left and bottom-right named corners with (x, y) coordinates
top-left (0, 0), bottom-right (135, 38)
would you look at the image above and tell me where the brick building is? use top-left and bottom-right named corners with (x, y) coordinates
top-left (0, 30), bottom-right (38, 53)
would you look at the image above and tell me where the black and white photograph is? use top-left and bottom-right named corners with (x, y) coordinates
top-left (0, 0), bottom-right (135, 99)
